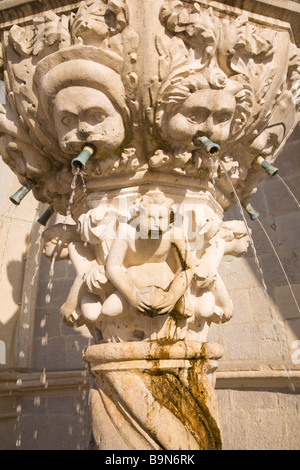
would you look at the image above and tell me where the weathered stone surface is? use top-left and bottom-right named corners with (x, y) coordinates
top-left (0, 0), bottom-right (299, 450)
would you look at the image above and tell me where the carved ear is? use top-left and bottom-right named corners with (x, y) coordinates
top-left (230, 78), bottom-right (253, 135)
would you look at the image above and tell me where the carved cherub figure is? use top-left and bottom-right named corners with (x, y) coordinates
top-left (100, 191), bottom-right (195, 319)
top-left (71, 0), bottom-right (129, 47)
top-left (42, 222), bottom-right (93, 327)
top-left (192, 220), bottom-right (249, 323)
top-left (42, 221), bottom-right (112, 338)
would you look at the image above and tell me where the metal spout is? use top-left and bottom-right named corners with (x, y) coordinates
top-left (192, 131), bottom-right (221, 155)
top-left (9, 180), bottom-right (35, 205)
top-left (256, 156), bottom-right (278, 177)
top-left (242, 200), bottom-right (260, 220)
top-left (37, 206), bottom-right (54, 226)
top-left (71, 145), bottom-right (96, 172)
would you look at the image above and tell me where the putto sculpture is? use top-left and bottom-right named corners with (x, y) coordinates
top-left (0, 0), bottom-right (299, 450)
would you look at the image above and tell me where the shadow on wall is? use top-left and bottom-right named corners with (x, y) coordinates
top-left (31, 255), bottom-right (92, 372)
top-left (0, 258), bottom-right (28, 369)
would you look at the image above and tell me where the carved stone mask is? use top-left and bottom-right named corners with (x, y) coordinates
top-left (53, 86), bottom-right (125, 154)
top-left (162, 88), bottom-right (236, 150)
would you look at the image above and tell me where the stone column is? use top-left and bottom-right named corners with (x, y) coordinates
top-left (84, 341), bottom-right (223, 450)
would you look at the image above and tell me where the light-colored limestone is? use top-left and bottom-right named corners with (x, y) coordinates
top-left (0, 0), bottom-right (299, 451)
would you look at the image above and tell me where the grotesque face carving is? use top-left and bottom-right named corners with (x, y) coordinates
top-left (53, 86), bottom-right (125, 154)
top-left (161, 88), bottom-right (237, 151)
top-left (249, 124), bottom-right (285, 161)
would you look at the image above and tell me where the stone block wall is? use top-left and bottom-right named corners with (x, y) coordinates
top-left (207, 123), bottom-right (300, 450)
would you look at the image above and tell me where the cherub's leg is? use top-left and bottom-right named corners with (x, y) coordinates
top-left (60, 275), bottom-right (85, 327)
top-left (211, 274), bottom-right (234, 322)
top-left (101, 291), bottom-right (128, 317)
top-left (193, 290), bottom-right (215, 319)
top-left (81, 293), bottom-right (102, 322)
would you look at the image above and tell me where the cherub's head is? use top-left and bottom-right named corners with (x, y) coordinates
top-left (131, 191), bottom-right (175, 238)
top-left (218, 220), bottom-right (249, 256)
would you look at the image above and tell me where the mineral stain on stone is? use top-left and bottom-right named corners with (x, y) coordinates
top-left (142, 360), bottom-right (222, 450)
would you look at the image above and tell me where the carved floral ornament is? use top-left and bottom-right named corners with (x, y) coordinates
top-left (1, 0), bottom-right (300, 450)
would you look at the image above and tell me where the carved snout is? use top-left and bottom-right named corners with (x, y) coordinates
top-left (9, 179), bottom-right (35, 205)
top-left (255, 156), bottom-right (279, 177)
top-left (71, 144), bottom-right (96, 172)
top-left (192, 131), bottom-right (221, 155)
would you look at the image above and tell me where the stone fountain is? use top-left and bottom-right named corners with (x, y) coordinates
top-left (0, 0), bottom-right (299, 450)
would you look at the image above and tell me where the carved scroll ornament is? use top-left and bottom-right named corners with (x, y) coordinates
top-left (0, 0), bottom-right (299, 450)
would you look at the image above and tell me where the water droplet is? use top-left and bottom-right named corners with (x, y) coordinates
top-left (40, 369), bottom-right (46, 384)
top-left (289, 381), bottom-right (296, 393)
top-left (22, 322), bottom-right (29, 329)
top-left (40, 316), bottom-right (47, 328)
top-left (41, 333), bottom-right (48, 346)
top-left (45, 294), bottom-right (51, 304)
top-left (47, 281), bottom-right (53, 292)
top-left (33, 430), bottom-right (38, 439)
top-left (16, 438), bottom-right (21, 448)
top-left (19, 351), bottom-right (25, 359)
top-left (34, 396), bottom-right (40, 407)
top-left (16, 379), bottom-right (22, 387)
top-left (16, 404), bottom-right (22, 413)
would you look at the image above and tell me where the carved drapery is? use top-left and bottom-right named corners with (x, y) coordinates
top-left (0, 0), bottom-right (299, 450)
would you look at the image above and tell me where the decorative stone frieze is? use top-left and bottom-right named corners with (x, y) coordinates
top-left (0, 0), bottom-right (299, 450)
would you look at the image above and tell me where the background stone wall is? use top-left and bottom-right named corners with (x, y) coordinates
top-left (209, 123), bottom-right (300, 450)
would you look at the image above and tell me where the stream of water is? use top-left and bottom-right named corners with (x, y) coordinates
top-left (218, 158), bottom-right (296, 390)
top-left (255, 218), bottom-right (300, 316)
top-left (276, 174), bottom-right (300, 210)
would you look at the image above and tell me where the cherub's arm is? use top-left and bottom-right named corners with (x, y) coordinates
top-left (193, 237), bottom-right (226, 287)
top-left (105, 236), bottom-right (150, 313)
top-left (154, 233), bottom-right (194, 314)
